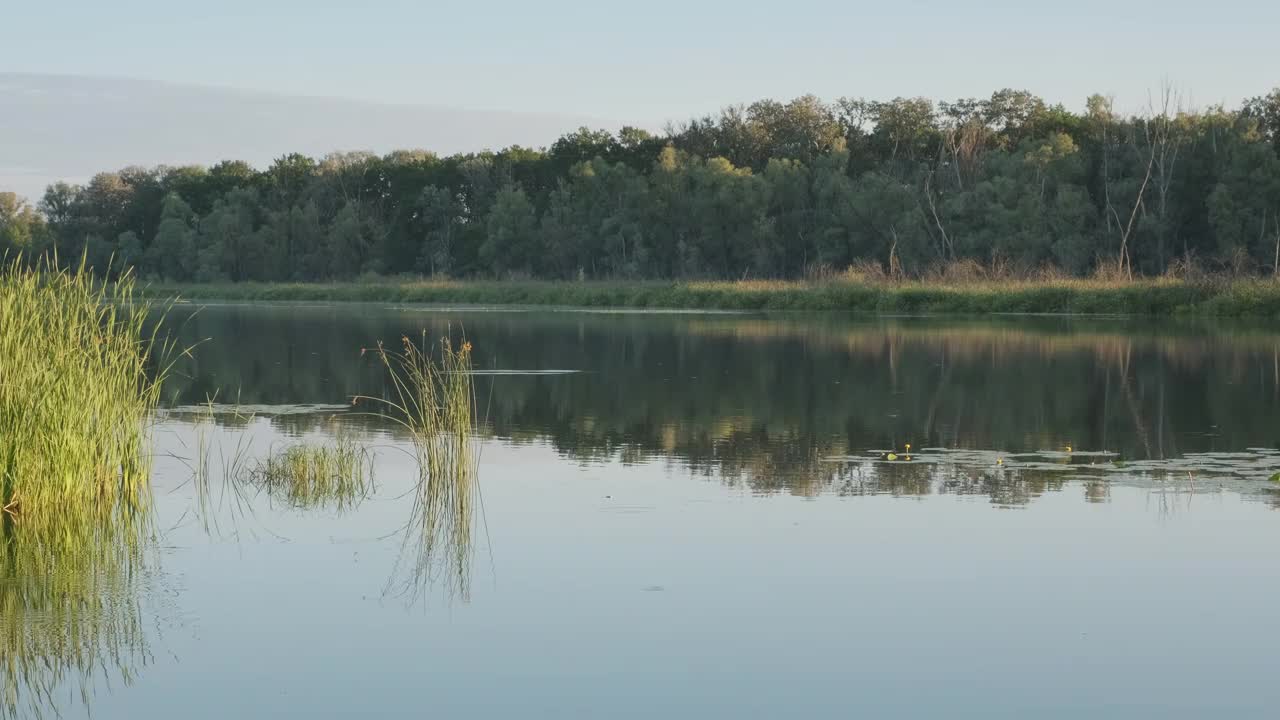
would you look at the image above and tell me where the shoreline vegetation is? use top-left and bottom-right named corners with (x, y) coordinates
top-left (1, 258), bottom-right (166, 720)
top-left (5, 87), bottom-right (1280, 297)
top-left (0, 258), bottom-right (168, 519)
top-left (144, 274), bottom-right (1280, 316)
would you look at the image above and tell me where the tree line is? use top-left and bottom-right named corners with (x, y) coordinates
top-left (3, 87), bottom-right (1280, 281)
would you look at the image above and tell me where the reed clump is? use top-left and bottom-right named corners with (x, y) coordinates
top-left (249, 436), bottom-right (374, 511)
top-left (0, 256), bottom-right (170, 522)
top-left (0, 257), bottom-right (167, 719)
top-left (359, 333), bottom-right (478, 600)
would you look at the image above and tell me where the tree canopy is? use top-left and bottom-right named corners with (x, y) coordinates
top-left (5, 88), bottom-right (1280, 281)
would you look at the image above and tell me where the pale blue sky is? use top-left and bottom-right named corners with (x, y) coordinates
top-left (4, 0), bottom-right (1278, 123)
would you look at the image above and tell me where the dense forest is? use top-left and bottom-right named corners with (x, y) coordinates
top-left (3, 87), bottom-right (1280, 281)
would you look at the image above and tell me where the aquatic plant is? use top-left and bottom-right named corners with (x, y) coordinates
top-left (249, 435), bottom-right (374, 512)
top-left (188, 399), bottom-right (259, 535)
top-left (358, 332), bottom-right (479, 601)
top-left (0, 256), bottom-right (174, 520)
top-left (0, 257), bottom-right (169, 718)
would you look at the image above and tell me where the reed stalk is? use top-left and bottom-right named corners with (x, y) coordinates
top-left (357, 332), bottom-right (478, 601)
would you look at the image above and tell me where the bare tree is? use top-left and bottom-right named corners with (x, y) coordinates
top-left (1271, 211), bottom-right (1280, 277)
top-left (1092, 92), bottom-right (1155, 281)
top-left (1117, 130), bottom-right (1156, 280)
top-left (921, 171), bottom-right (955, 260)
top-left (1147, 82), bottom-right (1186, 273)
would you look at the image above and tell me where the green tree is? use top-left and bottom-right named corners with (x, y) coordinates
top-left (325, 204), bottom-right (369, 279)
top-left (1208, 128), bottom-right (1280, 271)
top-left (415, 186), bottom-right (462, 276)
top-left (482, 186), bottom-right (539, 277)
top-left (116, 230), bottom-right (144, 272)
top-left (148, 193), bottom-right (198, 280)
top-left (0, 192), bottom-right (46, 255)
top-left (10, 87), bottom-right (1280, 282)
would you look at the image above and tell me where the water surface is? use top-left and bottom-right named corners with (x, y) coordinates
top-left (9, 305), bottom-right (1280, 719)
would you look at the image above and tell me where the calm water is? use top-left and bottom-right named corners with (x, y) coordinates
top-left (9, 304), bottom-right (1280, 718)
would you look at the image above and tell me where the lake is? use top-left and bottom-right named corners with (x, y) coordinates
top-left (8, 304), bottom-right (1280, 719)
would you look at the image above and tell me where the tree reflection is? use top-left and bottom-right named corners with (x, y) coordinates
top-left (159, 306), bottom-right (1280, 506)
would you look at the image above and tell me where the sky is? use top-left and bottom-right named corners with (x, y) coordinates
top-left (3, 0), bottom-right (1278, 121)
top-left (2, 0), bottom-right (1279, 199)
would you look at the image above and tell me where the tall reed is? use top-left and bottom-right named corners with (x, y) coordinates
top-left (0, 256), bottom-right (170, 719)
top-left (359, 332), bottom-right (478, 600)
top-left (0, 256), bottom-right (173, 521)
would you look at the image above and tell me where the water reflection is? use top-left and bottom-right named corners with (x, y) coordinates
top-left (10, 304), bottom-right (1267, 719)
top-left (165, 398), bottom-right (481, 605)
top-left (158, 305), bottom-right (1280, 506)
top-left (386, 441), bottom-right (479, 604)
top-left (1, 506), bottom-right (156, 720)
top-left (164, 308), bottom-right (1280, 459)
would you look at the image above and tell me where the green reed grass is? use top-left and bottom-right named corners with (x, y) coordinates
top-left (0, 256), bottom-right (170, 719)
top-left (250, 436), bottom-right (374, 511)
top-left (0, 256), bottom-right (175, 521)
top-left (358, 333), bottom-right (479, 601)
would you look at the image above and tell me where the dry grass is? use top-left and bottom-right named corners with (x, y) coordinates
top-left (145, 262), bottom-right (1280, 316)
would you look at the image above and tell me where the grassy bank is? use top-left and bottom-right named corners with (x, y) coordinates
top-left (143, 277), bottom-right (1280, 316)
